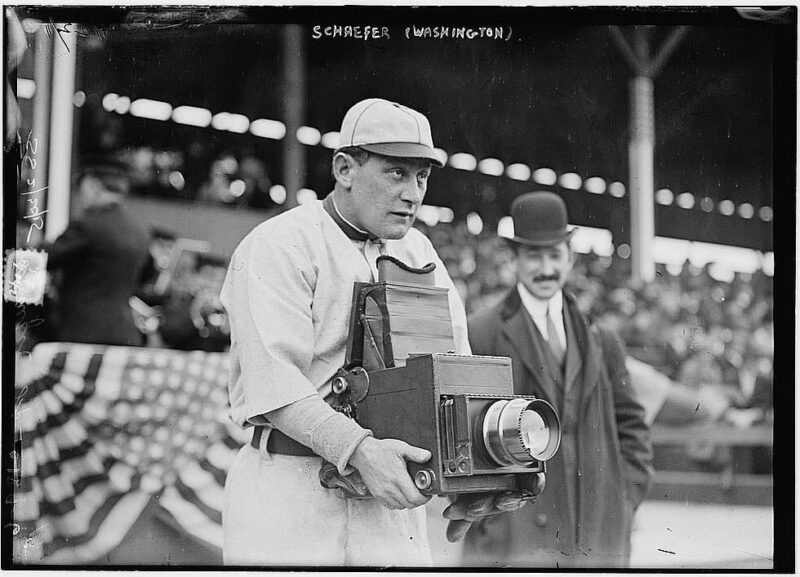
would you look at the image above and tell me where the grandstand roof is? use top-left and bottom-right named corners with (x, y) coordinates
top-left (19, 5), bottom-right (791, 251)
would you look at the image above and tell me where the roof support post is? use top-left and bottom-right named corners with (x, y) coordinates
top-left (281, 24), bottom-right (306, 209)
top-left (609, 25), bottom-right (688, 287)
top-left (44, 29), bottom-right (77, 242)
top-left (628, 74), bottom-right (656, 285)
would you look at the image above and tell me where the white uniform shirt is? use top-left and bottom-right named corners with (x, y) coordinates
top-left (220, 199), bottom-right (471, 427)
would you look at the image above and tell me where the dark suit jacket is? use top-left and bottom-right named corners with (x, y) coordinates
top-left (463, 288), bottom-right (653, 568)
top-left (47, 203), bottom-right (151, 346)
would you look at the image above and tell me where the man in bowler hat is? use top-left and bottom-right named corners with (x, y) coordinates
top-left (462, 192), bottom-right (653, 568)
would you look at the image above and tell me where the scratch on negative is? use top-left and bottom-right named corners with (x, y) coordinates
top-left (658, 548), bottom-right (676, 555)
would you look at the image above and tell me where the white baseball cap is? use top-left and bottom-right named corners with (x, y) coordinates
top-left (337, 98), bottom-right (444, 167)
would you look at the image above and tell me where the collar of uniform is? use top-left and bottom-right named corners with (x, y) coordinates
top-left (323, 192), bottom-right (378, 242)
top-left (517, 282), bottom-right (563, 320)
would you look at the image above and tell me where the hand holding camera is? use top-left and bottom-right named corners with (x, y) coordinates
top-left (349, 436), bottom-right (432, 510)
top-left (442, 472), bottom-right (546, 542)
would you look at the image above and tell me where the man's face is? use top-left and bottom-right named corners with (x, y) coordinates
top-left (337, 153), bottom-right (430, 240)
top-left (513, 241), bottom-right (574, 300)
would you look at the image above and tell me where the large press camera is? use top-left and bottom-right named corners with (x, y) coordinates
top-left (327, 256), bottom-right (561, 496)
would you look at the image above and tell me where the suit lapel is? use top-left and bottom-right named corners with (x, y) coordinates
top-left (500, 291), bottom-right (560, 405)
top-left (562, 301), bottom-right (583, 392)
top-left (562, 294), bottom-right (602, 412)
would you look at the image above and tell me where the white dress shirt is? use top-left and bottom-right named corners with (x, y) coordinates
top-left (517, 283), bottom-right (567, 353)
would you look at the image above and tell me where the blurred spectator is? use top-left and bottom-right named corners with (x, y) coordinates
top-left (136, 236), bottom-right (230, 352)
top-left (196, 149), bottom-right (272, 207)
top-left (197, 152), bottom-right (240, 204)
top-left (158, 252), bottom-right (230, 352)
top-left (98, 141), bottom-right (278, 209)
top-left (44, 155), bottom-right (152, 346)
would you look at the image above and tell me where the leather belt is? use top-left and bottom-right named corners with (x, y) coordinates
top-left (250, 426), bottom-right (316, 457)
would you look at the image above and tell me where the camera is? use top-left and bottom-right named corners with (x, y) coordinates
top-left (329, 257), bottom-right (561, 496)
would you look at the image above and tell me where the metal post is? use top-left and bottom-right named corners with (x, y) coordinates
top-left (27, 27), bottom-right (53, 247)
top-left (610, 25), bottom-right (686, 287)
top-left (281, 24), bottom-right (306, 209)
top-left (628, 75), bottom-right (656, 285)
top-left (44, 29), bottom-right (77, 242)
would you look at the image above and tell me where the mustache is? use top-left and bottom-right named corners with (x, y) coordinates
top-left (533, 274), bottom-right (560, 283)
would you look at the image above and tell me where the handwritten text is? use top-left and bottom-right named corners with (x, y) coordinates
top-left (405, 25), bottom-right (512, 41)
top-left (44, 19), bottom-right (107, 53)
top-left (18, 131), bottom-right (47, 244)
top-left (312, 25), bottom-right (390, 41)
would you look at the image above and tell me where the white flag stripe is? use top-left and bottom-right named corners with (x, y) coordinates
top-left (158, 486), bottom-right (223, 549)
top-left (52, 381), bottom-right (77, 405)
top-left (29, 342), bottom-right (62, 376)
top-left (206, 442), bottom-right (237, 471)
top-left (41, 473), bottom-right (74, 505)
top-left (43, 491), bottom-right (151, 565)
top-left (47, 482), bottom-right (111, 537)
top-left (94, 348), bottom-right (128, 400)
top-left (61, 344), bottom-right (96, 378)
top-left (178, 466), bottom-right (224, 512)
top-left (57, 373), bottom-right (85, 395)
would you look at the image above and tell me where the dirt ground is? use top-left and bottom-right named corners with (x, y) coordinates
top-left (426, 497), bottom-right (773, 569)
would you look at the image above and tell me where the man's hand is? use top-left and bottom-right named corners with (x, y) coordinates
top-left (442, 473), bottom-right (546, 542)
top-left (349, 436), bottom-right (432, 510)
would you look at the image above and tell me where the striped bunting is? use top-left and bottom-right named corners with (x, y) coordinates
top-left (12, 343), bottom-right (242, 565)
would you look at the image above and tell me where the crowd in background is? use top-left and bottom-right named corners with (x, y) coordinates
top-left (92, 142), bottom-right (278, 209)
top-left (16, 140), bottom-right (774, 435)
top-left (19, 206), bottom-right (773, 424)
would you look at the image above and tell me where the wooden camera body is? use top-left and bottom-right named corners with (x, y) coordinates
top-left (333, 259), bottom-right (560, 496)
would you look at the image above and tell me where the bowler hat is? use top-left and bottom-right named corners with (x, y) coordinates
top-left (337, 98), bottom-right (444, 167)
top-left (506, 192), bottom-right (577, 247)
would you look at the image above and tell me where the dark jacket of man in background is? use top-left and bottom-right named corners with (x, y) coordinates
top-left (47, 160), bottom-right (151, 346)
top-left (462, 192), bottom-right (653, 568)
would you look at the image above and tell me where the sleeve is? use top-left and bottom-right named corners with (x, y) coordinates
top-left (220, 230), bottom-right (325, 418)
top-left (600, 327), bottom-right (654, 510)
top-left (266, 395), bottom-right (372, 474)
top-left (45, 221), bottom-right (91, 269)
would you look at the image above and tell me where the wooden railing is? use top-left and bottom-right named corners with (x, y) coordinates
top-left (649, 423), bottom-right (772, 506)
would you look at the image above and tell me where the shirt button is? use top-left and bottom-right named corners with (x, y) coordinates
top-left (534, 513), bottom-right (548, 527)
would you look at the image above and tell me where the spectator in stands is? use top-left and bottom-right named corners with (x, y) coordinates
top-left (219, 98), bottom-right (540, 566)
top-left (45, 155), bottom-right (151, 346)
top-left (159, 253), bottom-right (230, 352)
top-left (196, 152), bottom-right (239, 204)
top-left (462, 192), bottom-right (653, 568)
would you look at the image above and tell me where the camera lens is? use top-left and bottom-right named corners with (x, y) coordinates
top-left (482, 398), bottom-right (561, 467)
top-left (519, 409), bottom-right (550, 455)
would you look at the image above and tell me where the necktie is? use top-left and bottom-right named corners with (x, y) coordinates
top-left (546, 308), bottom-right (565, 368)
